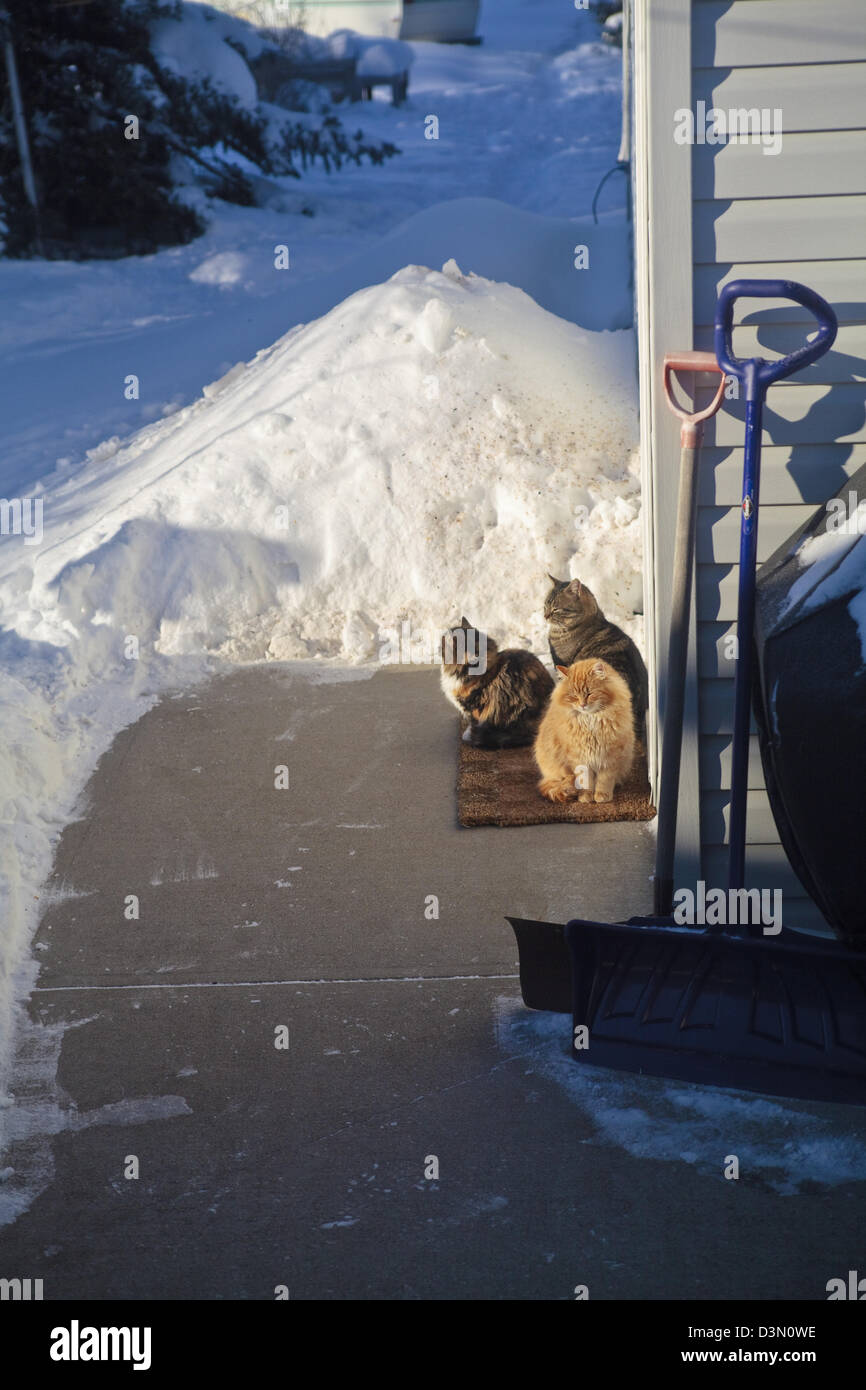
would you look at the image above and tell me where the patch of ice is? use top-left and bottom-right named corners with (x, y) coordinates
top-left (495, 996), bottom-right (866, 1195)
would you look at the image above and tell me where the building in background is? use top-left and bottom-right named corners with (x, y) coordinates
top-left (216, 0), bottom-right (481, 42)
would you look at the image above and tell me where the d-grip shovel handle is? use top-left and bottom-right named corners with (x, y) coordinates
top-left (715, 279), bottom-right (837, 396)
top-left (662, 351), bottom-right (726, 446)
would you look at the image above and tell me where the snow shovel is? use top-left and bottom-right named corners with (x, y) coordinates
top-left (508, 280), bottom-right (866, 1105)
top-left (654, 350), bottom-right (726, 915)
top-left (509, 351), bottom-right (726, 1011)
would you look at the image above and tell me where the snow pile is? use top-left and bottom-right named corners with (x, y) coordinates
top-left (0, 200), bottom-right (631, 495)
top-left (6, 261), bottom-right (640, 665)
top-left (0, 263), bottom-right (639, 1098)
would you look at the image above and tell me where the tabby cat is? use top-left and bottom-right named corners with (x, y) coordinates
top-left (440, 617), bottom-right (554, 749)
top-left (544, 576), bottom-right (648, 741)
top-left (535, 658), bottom-right (635, 803)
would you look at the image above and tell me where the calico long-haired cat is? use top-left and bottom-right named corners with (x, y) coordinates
top-left (440, 617), bottom-right (554, 749)
top-left (535, 658), bottom-right (635, 803)
top-left (544, 576), bottom-right (648, 741)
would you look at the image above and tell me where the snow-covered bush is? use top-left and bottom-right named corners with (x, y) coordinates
top-left (235, 0), bottom-right (312, 59)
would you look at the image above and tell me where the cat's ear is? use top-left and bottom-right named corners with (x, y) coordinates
top-left (555, 664), bottom-right (570, 677)
top-left (591, 661), bottom-right (607, 678)
top-left (566, 578), bottom-right (584, 594)
top-left (460, 615), bottom-right (471, 629)
top-left (547, 573), bottom-right (560, 585)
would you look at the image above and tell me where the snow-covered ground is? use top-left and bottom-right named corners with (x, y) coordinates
top-left (0, 1), bottom-right (627, 490)
top-left (0, 1), bottom-right (634, 1103)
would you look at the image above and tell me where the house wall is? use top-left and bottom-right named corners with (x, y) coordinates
top-left (633, 0), bottom-right (702, 893)
top-left (636, 0), bottom-right (866, 929)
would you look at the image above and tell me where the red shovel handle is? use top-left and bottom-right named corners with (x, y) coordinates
top-left (663, 351), bottom-right (727, 446)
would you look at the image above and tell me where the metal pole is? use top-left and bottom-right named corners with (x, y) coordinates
top-left (728, 374), bottom-right (762, 896)
top-left (1, 11), bottom-right (44, 254)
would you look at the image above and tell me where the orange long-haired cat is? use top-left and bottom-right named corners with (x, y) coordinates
top-left (534, 658), bottom-right (635, 803)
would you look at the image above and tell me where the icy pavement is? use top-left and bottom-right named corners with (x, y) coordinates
top-left (2, 666), bottom-right (862, 1298)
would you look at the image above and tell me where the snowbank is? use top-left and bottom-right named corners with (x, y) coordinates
top-left (12, 262), bottom-right (640, 663)
top-left (0, 263), bottom-right (639, 1101)
top-left (0, 200), bottom-right (631, 498)
top-left (9, 264), bottom-right (640, 658)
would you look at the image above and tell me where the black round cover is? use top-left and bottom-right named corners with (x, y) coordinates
top-left (754, 462), bottom-right (866, 944)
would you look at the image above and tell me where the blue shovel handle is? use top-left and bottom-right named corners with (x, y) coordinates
top-left (713, 281), bottom-right (837, 909)
top-left (715, 278), bottom-right (837, 396)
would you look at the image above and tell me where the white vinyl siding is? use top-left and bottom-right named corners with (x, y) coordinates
top-left (635, 0), bottom-right (866, 932)
top-left (689, 0), bottom-right (866, 931)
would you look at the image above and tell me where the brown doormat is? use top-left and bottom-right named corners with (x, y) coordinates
top-left (456, 730), bottom-right (656, 827)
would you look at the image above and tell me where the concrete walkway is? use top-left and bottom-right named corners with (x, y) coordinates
top-left (1, 665), bottom-right (864, 1299)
